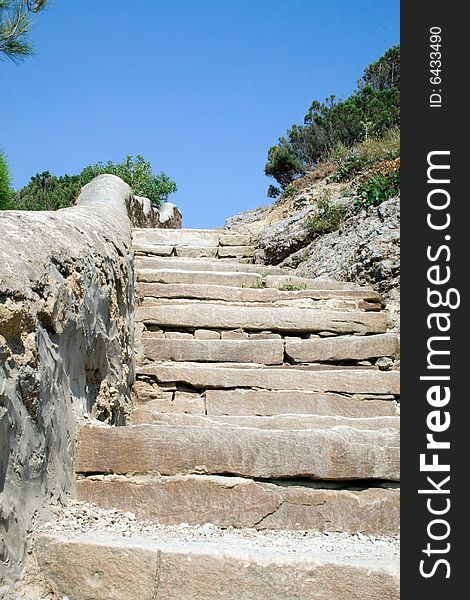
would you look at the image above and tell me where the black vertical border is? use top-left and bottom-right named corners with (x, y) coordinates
top-left (401, 2), bottom-right (466, 597)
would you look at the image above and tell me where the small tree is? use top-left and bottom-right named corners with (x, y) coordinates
top-left (0, 0), bottom-right (48, 63)
top-left (264, 145), bottom-right (302, 188)
top-left (0, 150), bottom-right (13, 209)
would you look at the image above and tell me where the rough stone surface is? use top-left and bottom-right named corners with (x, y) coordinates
top-left (76, 475), bottom-right (399, 535)
top-left (76, 422), bottom-right (399, 481)
top-left (133, 229), bottom-right (221, 247)
top-left (136, 255), bottom-right (285, 274)
top-left (142, 338), bottom-right (284, 364)
top-left (175, 246), bottom-right (218, 258)
top-left (205, 389), bottom-right (398, 417)
top-left (218, 245), bottom-right (255, 258)
top-left (136, 303), bottom-right (388, 334)
top-left (193, 329), bottom-right (221, 339)
top-left (219, 234), bottom-right (252, 246)
top-left (133, 243), bottom-right (174, 256)
top-left (138, 363), bottom-right (400, 395)
top-left (285, 333), bottom-right (398, 363)
top-left (137, 282), bottom-right (381, 303)
top-left (137, 268), bottom-right (263, 287)
top-left (0, 175), bottom-right (144, 589)
top-left (257, 205), bottom-right (318, 264)
top-left (158, 202), bottom-right (183, 229)
top-left (293, 198), bottom-right (400, 327)
top-left (34, 527), bottom-right (399, 600)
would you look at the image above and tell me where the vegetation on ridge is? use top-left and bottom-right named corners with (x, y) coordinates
top-left (9, 155), bottom-right (177, 211)
top-left (265, 45), bottom-right (400, 195)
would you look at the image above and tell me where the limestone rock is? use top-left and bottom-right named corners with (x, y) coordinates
top-left (158, 202), bottom-right (183, 229)
top-left (142, 338), bottom-right (284, 365)
top-left (76, 475), bottom-right (399, 535)
top-left (35, 533), bottom-right (400, 600)
top-left (138, 363), bottom-right (400, 395)
top-left (136, 302), bottom-right (388, 334)
top-left (76, 422), bottom-right (400, 481)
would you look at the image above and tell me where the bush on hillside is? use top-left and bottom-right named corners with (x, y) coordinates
top-left (355, 163), bottom-right (400, 208)
top-left (11, 154), bottom-right (176, 211)
top-left (332, 126), bottom-right (400, 182)
top-left (306, 191), bottom-right (347, 235)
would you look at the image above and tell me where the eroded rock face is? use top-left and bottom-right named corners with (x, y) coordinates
top-left (0, 175), bottom-right (176, 592)
top-left (257, 205), bottom-right (317, 264)
top-left (293, 198), bottom-right (399, 293)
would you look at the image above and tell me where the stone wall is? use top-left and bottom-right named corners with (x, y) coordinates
top-left (0, 175), bottom-right (176, 593)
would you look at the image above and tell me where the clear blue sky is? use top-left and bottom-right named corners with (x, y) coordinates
top-left (0, 0), bottom-right (399, 227)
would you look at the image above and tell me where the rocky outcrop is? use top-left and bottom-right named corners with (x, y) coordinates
top-left (226, 184), bottom-right (400, 328)
top-left (131, 196), bottom-right (182, 229)
top-left (0, 175), bottom-right (181, 594)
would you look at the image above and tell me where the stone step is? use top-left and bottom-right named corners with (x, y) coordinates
top-left (135, 255), bottom-right (286, 274)
top-left (134, 244), bottom-right (257, 260)
top-left (285, 333), bottom-right (398, 363)
top-left (76, 422), bottom-right (399, 481)
top-left (133, 228), bottom-right (223, 247)
top-left (130, 412), bottom-right (399, 431)
top-left (264, 274), bottom-right (363, 291)
top-left (140, 296), bottom-right (381, 313)
top-left (132, 385), bottom-right (398, 418)
top-left (76, 474), bottom-right (399, 535)
top-left (137, 282), bottom-right (381, 304)
top-left (137, 268), bottom-right (264, 287)
top-left (136, 302), bottom-right (388, 334)
top-left (203, 388), bottom-right (399, 417)
top-left (142, 337), bottom-right (285, 365)
top-left (136, 363), bottom-right (400, 395)
top-left (217, 245), bottom-right (255, 258)
top-left (35, 530), bottom-right (400, 600)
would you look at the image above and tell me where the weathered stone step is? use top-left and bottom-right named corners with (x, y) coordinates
top-left (203, 388), bottom-right (398, 417)
top-left (137, 268), bottom-right (264, 287)
top-left (76, 422), bottom-right (399, 481)
top-left (285, 333), bottom-right (398, 363)
top-left (77, 474), bottom-right (399, 535)
top-left (138, 281), bottom-right (381, 303)
top-left (133, 228), bottom-right (223, 247)
top-left (134, 244), bottom-right (256, 260)
top-left (218, 245), bottom-right (255, 258)
top-left (133, 228), bottom-right (254, 247)
top-left (129, 412), bottom-right (399, 430)
top-left (143, 337), bottom-right (285, 365)
top-left (137, 363), bottom-right (400, 395)
top-left (35, 531), bottom-right (400, 600)
top-left (136, 302), bottom-right (388, 334)
top-left (135, 255), bottom-right (286, 274)
top-left (140, 296), bottom-right (381, 313)
top-left (132, 384), bottom-right (398, 418)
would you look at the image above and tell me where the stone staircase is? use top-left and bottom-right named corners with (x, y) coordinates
top-left (35, 228), bottom-right (400, 599)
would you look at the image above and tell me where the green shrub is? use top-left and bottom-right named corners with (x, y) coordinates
top-left (355, 169), bottom-right (400, 208)
top-left (0, 151), bottom-right (13, 210)
top-left (80, 155), bottom-right (176, 207)
top-left (307, 192), bottom-right (347, 235)
top-left (267, 184), bottom-right (281, 198)
top-left (279, 283), bottom-right (307, 291)
top-left (13, 154), bottom-right (176, 211)
top-left (264, 144), bottom-right (302, 188)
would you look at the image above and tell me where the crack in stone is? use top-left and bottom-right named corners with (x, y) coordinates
top-left (152, 549), bottom-right (162, 600)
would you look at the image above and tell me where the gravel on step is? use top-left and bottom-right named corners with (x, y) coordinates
top-left (38, 500), bottom-right (399, 563)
